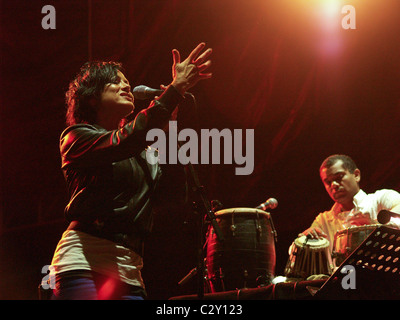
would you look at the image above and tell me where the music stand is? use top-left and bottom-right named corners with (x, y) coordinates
top-left (316, 225), bottom-right (400, 299)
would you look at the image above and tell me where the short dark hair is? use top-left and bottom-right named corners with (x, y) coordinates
top-left (320, 154), bottom-right (358, 173)
top-left (65, 61), bottom-right (123, 126)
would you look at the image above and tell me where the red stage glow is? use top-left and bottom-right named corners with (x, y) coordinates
top-left (98, 277), bottom-right (117, 300)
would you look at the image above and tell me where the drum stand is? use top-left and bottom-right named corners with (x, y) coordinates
top-left (316, 225), bottom-right (400, 299)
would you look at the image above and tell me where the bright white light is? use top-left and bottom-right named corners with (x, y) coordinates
top-left (315, 0), bottom-right (342, 33)
top-left (321, 0), bottom-right (341, 18)
top-left (279, 0), bottom-right (346, 57)
top-left (311, 0), bottom-right (344, 57)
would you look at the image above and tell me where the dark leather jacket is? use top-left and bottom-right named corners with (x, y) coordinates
top-left (60, 85), bottom-right (183, 256)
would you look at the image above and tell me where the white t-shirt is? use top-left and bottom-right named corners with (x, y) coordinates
top-left (311, 189), bottom-right (400, 255)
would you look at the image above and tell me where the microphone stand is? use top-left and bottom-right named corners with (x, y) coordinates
top-left (183, 154), bottom-right (224, 299)
top-left (175, 93), bottom-right (224, 299)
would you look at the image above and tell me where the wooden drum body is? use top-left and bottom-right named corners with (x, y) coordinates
top-left (332, 224), bottom-right (379, 267)
top-left (284, 235), bottom-right (334, 279)
top-left (206, 208), bottom-right (276, 292)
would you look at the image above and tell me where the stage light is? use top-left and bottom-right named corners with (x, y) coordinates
top-left (277, 0), bottom-right (346, 57)
top-left (315, 0), bottom-right (343, 32)
top-left (310, 0), bottom-right (345, 57)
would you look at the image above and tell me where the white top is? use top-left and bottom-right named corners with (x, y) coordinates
top-left (311, 189), bottom-right (400, 255)
top-left (50, 230), bottom-right (145, 288)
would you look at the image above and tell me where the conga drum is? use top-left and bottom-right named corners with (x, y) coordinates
top-left (284, 235), bottom-right (334, 279)
top-left (206, 208), bottom-right (276, 292)
top-left (332, 224), bottom-right (380, 267)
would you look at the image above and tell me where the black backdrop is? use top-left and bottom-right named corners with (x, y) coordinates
top-left (1, 0), bottom-right (400, 299)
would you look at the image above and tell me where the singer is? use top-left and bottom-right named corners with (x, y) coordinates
top-left (299, 154), bottom-right (400, 258)
top-left (49, 43), bottom-right (212, 300)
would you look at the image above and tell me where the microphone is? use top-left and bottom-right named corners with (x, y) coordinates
top-left (178, 266), bottom-right (197, 286)
top-left (377, 210), bottom-right (400, 224)
top-left (256, 198), bottom-right (278, 211)
top-left (132, 85), bottom-right (163, 100)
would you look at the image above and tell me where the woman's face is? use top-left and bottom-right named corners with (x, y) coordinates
top-left (99, 70), bottom-right (134, 119)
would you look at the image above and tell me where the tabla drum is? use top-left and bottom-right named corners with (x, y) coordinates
top-left (206, 208), bottom-right (276, 292)
top-left (332, 224), bottom-right (380, 267)
top-left (284, 235), bottom-right (334, 279)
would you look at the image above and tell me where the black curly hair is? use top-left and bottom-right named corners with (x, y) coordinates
top-left (65, 61), bottom-right (123, 126)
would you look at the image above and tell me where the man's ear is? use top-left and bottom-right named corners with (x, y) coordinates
top-left (354, 168), bottom-right (361, 183)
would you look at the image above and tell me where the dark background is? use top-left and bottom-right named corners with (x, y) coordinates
top-left (1, 0), bottom-right (400, 299)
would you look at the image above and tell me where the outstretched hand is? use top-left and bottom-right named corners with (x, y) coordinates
top-left (171, 42), bottom-right (212, 95)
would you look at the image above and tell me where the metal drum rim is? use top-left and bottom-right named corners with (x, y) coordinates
top-left (335, 224), bottom-right (380, 236)
top-left (215, 207), bottom-right (270, 217)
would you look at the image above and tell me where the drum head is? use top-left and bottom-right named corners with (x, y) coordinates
top-left (294, 235), bottom-right (329, 249)
top-left (215, 207), bottom-right (270, 217)
top-left (335, 224), bottom-right (380, 236)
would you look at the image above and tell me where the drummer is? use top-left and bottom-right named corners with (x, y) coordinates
top-left (300, 154), bottom-right (400, 257)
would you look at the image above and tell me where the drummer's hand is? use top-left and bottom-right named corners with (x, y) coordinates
top-left (299, 227), bottom-right (327, 239)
